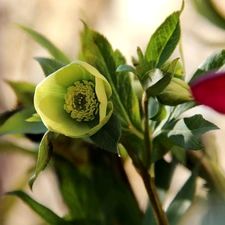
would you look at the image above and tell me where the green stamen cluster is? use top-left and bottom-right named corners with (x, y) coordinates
top-left (64, 80), bottom-right (99, 122)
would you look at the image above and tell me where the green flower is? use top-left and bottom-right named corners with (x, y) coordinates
top-left (34, 61), bottom-right (113, 138)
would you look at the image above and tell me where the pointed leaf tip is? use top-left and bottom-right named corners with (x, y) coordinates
top-left (168, 114), bottom-right (218, 150)
top-left (29, 131), bottom-right (55, 189)
top-left (17, 24), bottom-right (70, 64)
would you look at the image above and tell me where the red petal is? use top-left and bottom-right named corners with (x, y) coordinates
top-left (190, 71), bottom-right (225, 114)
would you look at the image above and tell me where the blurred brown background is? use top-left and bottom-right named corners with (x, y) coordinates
top-left (1, 0), bottom-right (225, 224)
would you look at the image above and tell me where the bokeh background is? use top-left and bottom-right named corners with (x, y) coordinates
top-left (1, 0), bottom-right (225, 224)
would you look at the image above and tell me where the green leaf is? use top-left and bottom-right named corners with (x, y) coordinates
top-left (149, 97), bottom-right (167, 121)
top-left (0, 108), bottom-right (21, 126)
top-left (155, 159), bottom-right (177, 196)
top-left (6, 190), bottom-right (67, 225)
top-left (116, 64), bottom-right (137, 75)
top-left (142, 204), bottom-right (157, 225)
top-left (152, 131), bottom-right (174, 162)
top-left (90, 113), bottom-right (121, 153)
top-left (171, 145), bottom-right (186, 165)
top-left (190, 49), bottom-right (225, 83)
top-left (0, 107), bottom-right (47, 136)
top-left (145, 11), bottom-right (181, 69)
top-left (35, 57), bottom-right (66, 76)
top-left (80, 24), bottom-right (143, 138)
top-left (141, 68), bottom-right (164, 93)
top-left (26, 113), bottom-right (42, 122)
top-left (161, 57), bottom-right (180, 75)
top-left (168, 114), bottom-right (219, 150)
top-left (145, 71), bottom-right (170, 96)
top-left (191, 0), bottom-right (225, 30)
top-left (91, 151), bottom-right (142, 225)
top-left (166, 167), bottom-right (199, 225)
top-left (53, 155), bottom-right (105, 224)
top-left (0, 140), bottom-right (36, 156)
top-left (29, 131), bottom-right (57, 189)
top-left (136, 46), bottom-right (149, 74)
top-left (141, 58), bottom-right (179, 97)
top-left (6, 81), bottom-right (36, 106)
top-left (17, 24), bottom-right (70, 64)
top-left (170, 101), bottom-right (196, 119)
top-left (113, 50), bottom-right (143, 132)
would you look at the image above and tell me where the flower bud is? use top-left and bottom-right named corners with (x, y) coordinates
top-left (190, 71), bottom-right (225, 114)
top-left (157, 77), bottom-right (194, 106)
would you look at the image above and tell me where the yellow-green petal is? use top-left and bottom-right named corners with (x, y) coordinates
top-left (87, 101), bottom-right (113, 136)
top-left (35, 94), bottom-right (91, 137)
top-left (34, 60), bottom-right (113, 138)
top-left (95, 77), bottom-right (107, 121)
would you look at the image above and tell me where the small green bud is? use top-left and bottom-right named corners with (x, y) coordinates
top-left (157, 77), bottom-right (194, 106)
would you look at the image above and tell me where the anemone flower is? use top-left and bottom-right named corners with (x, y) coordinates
top-left (34, 60), bottom-right (113, 138)
top-left (190, 71), bottom-right (225, 114)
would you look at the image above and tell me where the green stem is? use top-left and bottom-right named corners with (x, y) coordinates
top-left (122, 139), bottom-right (169, 225)
top-left (142, 92), bottom-right (151, 168)
top-left (179, 34), bottom-right (186, 75)
top-left (121, 92), bottom-right (169, 225)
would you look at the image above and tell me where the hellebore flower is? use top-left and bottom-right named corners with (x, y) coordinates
top-left (190, 71), bottom-right (225, 114)
top-left (34, 61), bottom-right (113, 138)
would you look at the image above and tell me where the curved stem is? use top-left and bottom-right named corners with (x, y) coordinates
top-left (122, 139), bottom-right (169, 225)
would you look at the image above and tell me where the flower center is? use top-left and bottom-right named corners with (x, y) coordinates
top-left (64, 80), bottom-right (99, 122)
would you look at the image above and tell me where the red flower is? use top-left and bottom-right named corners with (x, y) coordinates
top-left (190, 71), bottom-right (225, 114)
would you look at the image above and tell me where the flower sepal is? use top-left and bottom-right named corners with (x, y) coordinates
top-left (34, 60), bottom-right (113, 139)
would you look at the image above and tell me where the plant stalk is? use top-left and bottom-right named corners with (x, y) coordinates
top-left (122, 92), bottom-right (169, 225)
top-left (122, 139), bottom-right (169, 225)
top-left (142, 92), bottom-right (151, 168)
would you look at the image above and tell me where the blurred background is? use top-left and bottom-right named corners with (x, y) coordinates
top-left (1, 0), bottom-right (225, 224)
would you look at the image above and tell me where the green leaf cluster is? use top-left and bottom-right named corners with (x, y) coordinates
top-left (118, 8), bottom-right (193, 109)
top-left (79, 23), bottom-right (143, 135)
top-left (2, 2), bottom-right (225, 225)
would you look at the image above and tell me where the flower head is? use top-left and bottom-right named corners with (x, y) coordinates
top-left (34, 61), bottom-right (113, 138)
top-left (190, 71), bottom-right (225, 114)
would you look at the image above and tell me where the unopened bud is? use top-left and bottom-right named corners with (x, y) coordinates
top-left (157, 77), bottom-right (194, 106)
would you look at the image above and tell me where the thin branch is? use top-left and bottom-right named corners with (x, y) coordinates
top-left (122, 138), bottom-right (169, 225)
